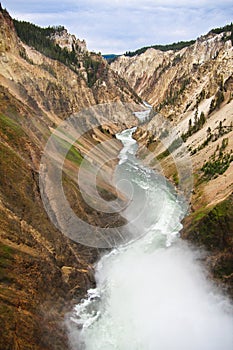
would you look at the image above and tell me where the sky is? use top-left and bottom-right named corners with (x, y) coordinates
top-left (2, 1), bottom-right (233, 54)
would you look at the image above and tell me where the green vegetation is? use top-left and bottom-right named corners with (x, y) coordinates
top-left (172, 172), bottom-right (179, 186)
top-left (40, 63), bottom-right (57, 78)
top-left (201, 151), bottom-right (232, 178)
top-left (157, 148), bottom-right (170, 160)
top-left (19, 47), bottom-right (34, 64)
top-left (208, 89), bottom-right (224, 114)
top-left (98, 125), bottom-right (111, 135)
top-left (97, 186), bottom-right (117, 201)
top-left (0, 244), bottom-right (14, 267)
top-left (124, 40), bottom-right (195, 57)
top-left (13, 19), bottom-right (103, 86)
top-left (186, 195), bottom-right (233, 255)
top-left (0, 113), bottom-right (25, 144)
top-left (66, 145), bottom-right (83, 164)
top-left (211, 23), bottom-right (233, 34)
top-left (157, 137), bottom-right (183, 160)
top-left (181, 111), bottom-right (206, 142)
top-left (158, 78), bottom-right (190, 110)
top-left (0, 113), bottom-right (23, 135)
top-left (201, 138), bottom-right (233, 179)
top-left (52, 134), bottom-right (83, 165)
top-left (0, 244), bottom-right (14, 283)
top-left (83, 54), bottom-right (102, 87)
top-left (13, 19), bottom-right (79, 71)
top-left (211, 23), bottom-right (233, 44)
top-left (189, 120), bottom-right (233, 155)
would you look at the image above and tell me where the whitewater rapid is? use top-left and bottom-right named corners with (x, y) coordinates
top-left (67, 127), bottom-right (233, 350)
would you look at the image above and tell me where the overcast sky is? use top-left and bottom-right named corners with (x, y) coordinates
top-left (2, 0), bottom-right (233, 54)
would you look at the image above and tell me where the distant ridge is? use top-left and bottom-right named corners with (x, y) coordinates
top-left (124, 40), bottom-right (195, 57)
top-left (123, 22), bottom-right (233, 57)
top-left (102, 54), bottom-right (119, 62)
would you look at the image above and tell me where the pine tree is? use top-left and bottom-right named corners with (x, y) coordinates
top-left (199, 112), bottom-right (206, 127)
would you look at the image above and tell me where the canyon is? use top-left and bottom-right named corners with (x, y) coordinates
top-left (0, 4), bottom-right (232, 349)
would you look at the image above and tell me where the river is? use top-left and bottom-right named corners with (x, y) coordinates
top-left (67, 127), bottom-right (233, 350)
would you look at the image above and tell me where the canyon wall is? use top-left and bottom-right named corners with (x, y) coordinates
top-left (111, 28), bottom-right (233, 294)
top-left (0, 7), bottom-right (141, 349)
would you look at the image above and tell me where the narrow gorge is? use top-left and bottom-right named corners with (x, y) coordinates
top-left (0, 3), bottom-right (233, 350)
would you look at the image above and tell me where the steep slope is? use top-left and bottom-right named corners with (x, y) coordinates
top-left (0, 7), bottom-right (141, 350)
top-left (112, 26), bottom-right (233, 205)
top-left (112, 27), bottom-right (233, 294)
top-left (111, 27), bottom-right (232, 108)
top-left (1, 14), bottom-right (141, 121)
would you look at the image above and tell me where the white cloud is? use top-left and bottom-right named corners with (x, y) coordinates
top-left (2, 0), bottom-right (233, 53)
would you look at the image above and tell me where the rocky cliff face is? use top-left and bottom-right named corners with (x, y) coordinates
top-left (112, 29), bottom-right (233, 295)
top-left (0, 7), bottom-right (141, 350)
top-left (112, 29), bottom-right (233, 205)
top-left (111, 31), bottom-right (232, 109)
top-left (50, 28), bottom-right (88, 53)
